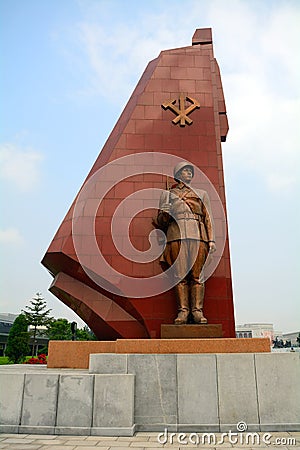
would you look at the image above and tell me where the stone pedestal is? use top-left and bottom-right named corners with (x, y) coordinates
top-left (47, 338), bottom-right (271, 369)
top-left (161, 324), bottom-right (223, 339)
top-left (2, 352), bottom-right (299, 434)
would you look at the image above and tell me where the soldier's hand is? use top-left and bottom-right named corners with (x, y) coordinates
top-left (209, 242), bottom-right (216, 253)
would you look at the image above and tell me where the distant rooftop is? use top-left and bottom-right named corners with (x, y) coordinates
top-left (236, 323), bottom-right (274, 329)
top-left (0, 313), bottom-right (18, 323)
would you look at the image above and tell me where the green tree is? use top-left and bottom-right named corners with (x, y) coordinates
top-left (76, 326), bottom-right (97, 341)
top-left (22, 293), bottom-right (53, 356)
top-left (47, 319), bottom-right (97, 341)
top-left (5, 314), bottom-right (30, 363)
top-left (47, 318), bottom-right (72, 340)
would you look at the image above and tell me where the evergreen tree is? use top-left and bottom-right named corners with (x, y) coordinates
top-left (77, 326), bottom-right (97, 341)
top-left (22, 293), bottom-right (53, 356)
top-left (47, 318), bottom-right (72, 340)
top-left (46, 319), bottom-right (97, 341)
top-left (5, 314), bottom-right (30, 363)
top-left (47, 319), bottom-right (97, 341)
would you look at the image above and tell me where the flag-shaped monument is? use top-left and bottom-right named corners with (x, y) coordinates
top-left (42, 28), bottom-right (235, 340)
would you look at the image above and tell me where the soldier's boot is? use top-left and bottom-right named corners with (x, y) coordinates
top-left (174, 283), bottom-right (189, 325)
top-left (191, 283), bottom-right (207, 324)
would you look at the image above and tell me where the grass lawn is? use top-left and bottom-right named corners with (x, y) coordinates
top-left (0, 356), bottom-right (11, 365)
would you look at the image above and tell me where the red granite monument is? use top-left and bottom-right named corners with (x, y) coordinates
top-left (42, 28), bottom-right (235, 339)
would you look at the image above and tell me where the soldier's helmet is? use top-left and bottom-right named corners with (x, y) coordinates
top-left (173, 161), bottom-right (194, 181)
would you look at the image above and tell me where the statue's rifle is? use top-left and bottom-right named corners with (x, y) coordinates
top-left (166, 175), bottom-right (172, 206)
top-left (152, 175), bottom-right (172, 244)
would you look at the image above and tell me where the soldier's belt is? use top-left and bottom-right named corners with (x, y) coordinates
top-left (173, 213), bottom-right (203, 221)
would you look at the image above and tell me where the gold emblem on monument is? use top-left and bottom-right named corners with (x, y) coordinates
top-left (162, 93), bottom-right (200, 126)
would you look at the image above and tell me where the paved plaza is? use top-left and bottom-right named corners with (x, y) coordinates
top-left (0, 432), bottom-right (299, 450)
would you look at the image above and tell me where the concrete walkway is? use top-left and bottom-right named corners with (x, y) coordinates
top-left (0, 432), bottom-right (299, 450)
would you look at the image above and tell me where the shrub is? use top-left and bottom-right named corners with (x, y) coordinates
top-left (25, 353), bottom-right (47, 364)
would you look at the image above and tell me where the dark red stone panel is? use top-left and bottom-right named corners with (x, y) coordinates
top-left (144, 134), bottom-right (163, 149)
top-left (61, 235), bottom-right (76, 257)
top-left (48, 237), bottom-right (63, 253)
top-left (159, 54), bottom-right (179, 67)
top-left (192, 28), bottom-right (212, 45)
top-left (194, 55), bottom-right (211, 68)
top-left (203, 67), bottom-right (213, 81)
top-left (170, 66), bottom-right (188, 80)
top-left (146, 79), bottom-right (163, 93)
top-left (178, 79), bottom-right (196, 93)
top-left (153, 66), bottom-right (171, 79)
top-left (208, 151), bottom-right (218, 166)
top-left (177, 54), bottom-right (195, 67)
top-left (124, 121), bottom-right (136, 134)
top-left (135, 119), bottom-right (154, 134)
top-left (161, 79), bottom-right (180, 92)
top-left (162, 134), bottom-right (182, 150)
top-left (203, 167), bottom-right (219, 184)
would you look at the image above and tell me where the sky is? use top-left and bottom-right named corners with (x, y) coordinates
top-left (1, 0), bottom-right (299, 333)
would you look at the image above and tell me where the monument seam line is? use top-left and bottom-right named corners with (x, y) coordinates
top-left (18, 373), bottom-right (26, 427)
top-left (54, 374), bottom-right (60, 430)
top-left (253, 354), bottom-right (262, 430)
top-left (154, 355), bottom-right (167, 426)
top-left (215, 353), bottom-right (221, 430)
top-left (90, 374), bottom-right (96, 430)
top-left (175, 355), bottom-right (179, 431)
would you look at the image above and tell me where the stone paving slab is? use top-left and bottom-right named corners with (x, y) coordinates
top-left (0, 433), bottom-right (299, 449)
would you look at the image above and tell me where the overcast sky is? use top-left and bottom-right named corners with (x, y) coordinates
top-left (1, 0), bottom-right (299, 333)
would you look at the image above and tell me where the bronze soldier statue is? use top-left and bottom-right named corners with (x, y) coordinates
top-left (157, 162), bottom-right (216, 324)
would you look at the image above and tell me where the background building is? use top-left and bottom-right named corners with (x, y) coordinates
top-left (236, 323), bottom-right (300, 351)
top-left (236, 323), bottom-right (275, 341)
top-left (282, 331), bottom-right (300, 346)
top-left (0, 313), bottom-right (18, 356)
top-left (0, 313), bottom-right (48, 356)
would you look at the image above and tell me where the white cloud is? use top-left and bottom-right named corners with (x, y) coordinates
top-left (62, 0), bottom-right (300, 193)
top-left (205, 1), bottom-right (300, 193)
top-left (266, 173), bottom-right (297, 192)
top-left (0, 227), bottom-right (24, 246)
top-left (261, 4), bottom-right (300, 94)
top-left (224, 73), bottom-right (300, 191)
top-left (75, 20), bottom-right (183, 104)
top-left (0, 143), bottom-right (43, 192)
top-left (59, 2), bottom-right (193, 104)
